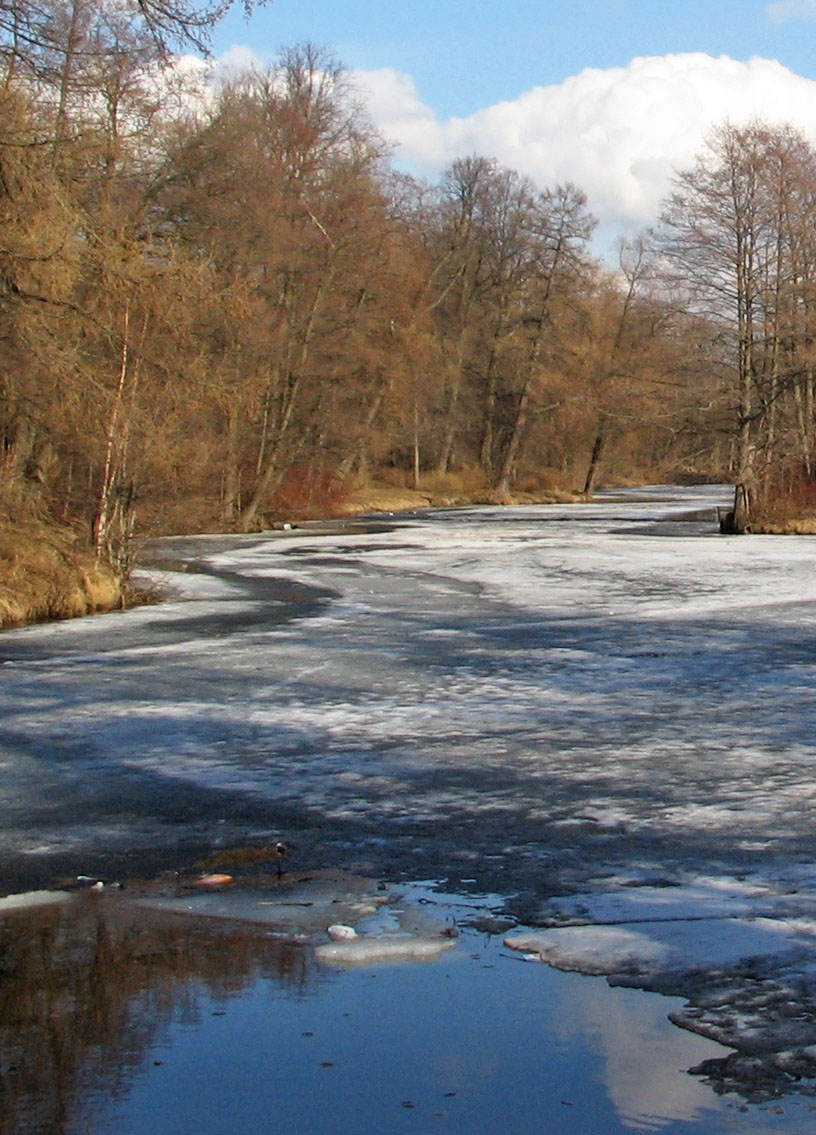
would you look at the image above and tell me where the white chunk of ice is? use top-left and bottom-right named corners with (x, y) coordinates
top-left (327, 923), bottom-right (357, 940)
top-left (315, 935), bottom-right (456, 966)
top-left (505, 927), bottom-right (670, 975)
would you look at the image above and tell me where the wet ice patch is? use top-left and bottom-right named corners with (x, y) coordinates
top-left (131, 872), bottom-right (386, 936)
top-left (0, 890), bottom-right (72, 914)
top-left (129, 873), bottom-right (461, 967)
top-left (536, 879), bottom-right (777, 926)
top-left (514, 876), bottom-right (816, 976)
top-left (505, 918), bottom-right (803, 977)
top-left (506, 871), bottom-right (816, 1100)
top-left (316, 886), bottom-right (462, 966)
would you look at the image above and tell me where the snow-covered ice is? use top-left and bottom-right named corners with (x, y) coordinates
top-left (4, 483), bottom-right (816, 1099)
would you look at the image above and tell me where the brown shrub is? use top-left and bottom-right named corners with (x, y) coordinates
top-left (267, 466), bottom-right (349, 522)
top-left (753, 466), bottom-right (816, 532)
top-left (513, 466), bottom-right (576, 494)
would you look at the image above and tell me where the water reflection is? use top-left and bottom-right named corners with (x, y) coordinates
top-left (0, 895), bottom-right (317, 1135)
top-left (554, 977), bottom-right (729, 1131)
top-left (1, 894), bottom-right (814, 1135)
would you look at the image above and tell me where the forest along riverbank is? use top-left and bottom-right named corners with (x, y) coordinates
top-left (3, 486), bottom-right (816, 1108)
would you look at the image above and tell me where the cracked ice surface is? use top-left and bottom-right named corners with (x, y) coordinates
top-left (4, 484), bottom-right (816, 1094)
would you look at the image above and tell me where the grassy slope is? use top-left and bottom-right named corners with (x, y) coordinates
top-left (0, 518), bottom-right (123, 628)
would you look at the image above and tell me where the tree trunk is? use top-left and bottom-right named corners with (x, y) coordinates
top-left (478, 318), bottom-right (507, 478)
top-left (494, 374), bottom-right (532, 498)
top-left (221, 400), bottom-right (242, 523)
top-left (582, 416), bottom-right (607, 497)
top-left (436, 343), bottom-right (466, 475)
top-left (94, 303), bottom-right (130, 562)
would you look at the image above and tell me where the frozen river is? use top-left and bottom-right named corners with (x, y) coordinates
top-left (4, 484), bottom-right (816, 1128)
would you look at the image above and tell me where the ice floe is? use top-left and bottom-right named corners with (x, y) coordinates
top-left (315, 935), bottom-right (456, 965)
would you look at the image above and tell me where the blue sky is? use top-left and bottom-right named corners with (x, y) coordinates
top-left (213, 0), bottom-right (816, 116)
top-left (207, 1), bottom-right (816, 251)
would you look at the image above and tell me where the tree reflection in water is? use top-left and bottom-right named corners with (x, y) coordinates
top-left (0, 895), bottom-right (317, 1135)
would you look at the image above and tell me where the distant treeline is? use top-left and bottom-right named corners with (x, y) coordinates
top-left (2, 1), bottom-right (815, 568)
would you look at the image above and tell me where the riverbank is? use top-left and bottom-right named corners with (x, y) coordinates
top-left (0, 516), bottom-right (124, 628)
top-left (0, 484), bottom-right (577, 631)
top-left (2, 480), bottom-right (812, 634)
top-left (331, 483), bottom-right (581, 514)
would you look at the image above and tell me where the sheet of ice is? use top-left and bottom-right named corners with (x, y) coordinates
top-left (5, 484), bottom-right (816, 1094)
top-left (0, 483), bottom-right (812, 866)
top-left (2, 486), bottom-right (814, 864)
top-left (133, 884), bottom-right (381, 933)
top-left (534, 878), bottom-right (795, 925)
top-left (505, 917), bottom-right (810, 976)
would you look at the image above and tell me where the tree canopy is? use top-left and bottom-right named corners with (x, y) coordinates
top-left (2, 4), bottom-right (813, 569)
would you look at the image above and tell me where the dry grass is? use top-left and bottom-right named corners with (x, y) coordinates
top-left (332, 480), bottom-right (582, 516)
top-left (0, 518), bottom-right (124, 628)
top-left (333, 486), bottom-right (432, 515)
top-left (752, 516), bottom-right (816, 535)
top-left (417, 467), bottom-right (488, 496)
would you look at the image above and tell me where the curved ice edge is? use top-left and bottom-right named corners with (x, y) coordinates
top-left (315, 935), bottom-right (457, 966)
top-left (503, 909), bottom-right (815, 977)
top-left (504, 926), bottom-right (667, 975)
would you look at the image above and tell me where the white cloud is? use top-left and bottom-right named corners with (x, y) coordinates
top-left (352, 68), bottom-right (447, 167)
top-left (353, 53), bottom-right (816, 251)
top-left (151, 46), bottom-right (264, 121)
top-left (766, 0), bottom-right (816, 23)
top-left (209, 44), bottom-right (263, 81)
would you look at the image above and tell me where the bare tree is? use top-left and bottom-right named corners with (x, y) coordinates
top-left (0, 0), bottom-right (265, 72)
top-left (658, 120), bottom-right (816, 530)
